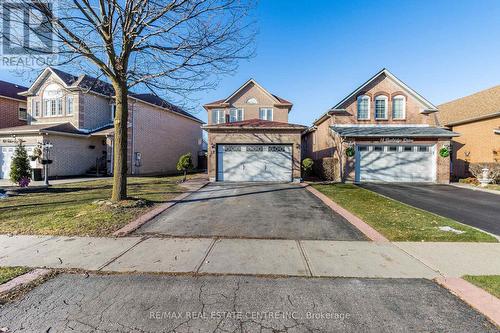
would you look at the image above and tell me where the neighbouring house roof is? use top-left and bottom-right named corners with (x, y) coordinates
top-left (0, 122), bottom-right (114, 137)
top-left (330, 126), bottom-right (459, 138)
top-left (313, 68), bottom-right (438, 126)
top-left (203, 119), bottom-right (306, 130)
top-left (495, 128), bottom-right (500, 135)
top-left (204, 79), bottom-right (292, 108)
top-left (436, 85), bottom-right (500, 126)
top-left (22, 67), bottom-right (203, 123)
top-left (0, 80), bottom-right (28, 101)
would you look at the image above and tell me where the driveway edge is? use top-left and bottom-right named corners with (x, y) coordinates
top-left (112, 180), bottom-right (209, 237)
top-left (450, 183), bottom-right (500, 195)
top-left (435, 277), bottom-right (500, 328)
top-left (0, 268), bottom-right (52, 295)
top-left (300, 183), bottom-right (389, 242)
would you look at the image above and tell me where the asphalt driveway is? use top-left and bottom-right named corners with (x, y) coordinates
top-left (0, 274), bottom-right (496, 332)
top-left (136, 182), bottom-right (366, 240)
top-left (359, 183), bottom-right (500, 236)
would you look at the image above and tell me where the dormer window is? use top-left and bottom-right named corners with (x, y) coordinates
top-left (392, 95), bottom-right (406, 119)
top-left (374, 95), bottom-right (388, 119)
top-left (357, 95), bottom-right (370, 120)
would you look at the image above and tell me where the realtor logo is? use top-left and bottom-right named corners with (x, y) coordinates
top-left (0, 0), bottom-right (57, 68)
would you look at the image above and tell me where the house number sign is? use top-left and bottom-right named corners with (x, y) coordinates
top-left (379, 138), bottom-right (414, 143)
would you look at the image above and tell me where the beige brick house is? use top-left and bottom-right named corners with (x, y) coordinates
top-left (0, 67), bottom-right (203, 179)
top-left (0, 80), bottom-right (28, 129)
top-left (203, 79), bottom-right (306, 182)
top-left (435, 85), bottom-right (500, 178)
top-left (303, 69), bottom-right (458, 183)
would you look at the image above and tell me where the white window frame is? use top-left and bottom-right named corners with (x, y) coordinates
top-left (392, 95), bottom-right (406, 120)
top-left (18, 107), bottom-right (27, 120)
top-left (259, 107), bottom-right (273, 121)
top-left (212, 109), bottom-right (225, 124)
top-left (374, 95), bottom-right (388, 120)
top-left (66, 96), bottom-right (74, 116)
top-left (357, 95), bottom-right (370, 120)
top-left (229, 108), bottom-right (244, 122)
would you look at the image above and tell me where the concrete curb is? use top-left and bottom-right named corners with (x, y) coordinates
top-left (112, 180), bottom-right (209, 237)
top-left (450, 183), bottom-right (500, 195)
top-left (300, 183), bottom-right (389, 242)
top-left (0, 268), bottom-right (51, 295)
top-left (435, 277), bottom-right (500, 327)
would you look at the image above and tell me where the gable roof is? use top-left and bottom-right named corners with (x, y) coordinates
top-left (313, 68), bottom-right (438, 126)
top-left (0, 80), bottom-right (28, 101)
top-left (204, 79), bottom-right (292, 108)
top-left (436, 85), bottom-right (500, 126)
top-left (21, 67), bottom-right (203, 123)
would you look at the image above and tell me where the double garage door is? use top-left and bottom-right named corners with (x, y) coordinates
top-left (217, 144), bottom-right (292, 182)
top-left (356, 144), bottom-right (436, 183)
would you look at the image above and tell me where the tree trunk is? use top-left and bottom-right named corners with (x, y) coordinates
top-left (183, 170), bottom-right (187, 182)
top-left (111, 82), bottom-right (129, 202)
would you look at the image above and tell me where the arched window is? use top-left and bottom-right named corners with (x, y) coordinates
top-left (374, 95), bottom-right (388, 119)
top-left (392, 95), bottom-right (406, 119)
top-left (42, 83), bottom-right (63, 117)
top-left (357, 95), bottom-right (370, 120)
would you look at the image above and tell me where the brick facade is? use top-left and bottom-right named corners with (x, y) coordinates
top-left (0, 97), bottom-right (27, 129)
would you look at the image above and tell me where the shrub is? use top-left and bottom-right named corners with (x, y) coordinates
top-left (301, 158), bottom-right (314, 177)
top-left (458, 177), bottom-right (480, 186)
top-left (313, 157), bottom-right (339, 181)
top-left (176, 152), bottom-right (194, 182)
top-left (10, 141), bottom-right (32, 186)
top-left (469, 163), bottom-right (500, 183)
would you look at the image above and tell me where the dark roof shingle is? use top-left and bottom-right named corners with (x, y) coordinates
top-left (0, 80), bottom-right (28, 101)
top-left (330, 126), bottom-right (459, 138)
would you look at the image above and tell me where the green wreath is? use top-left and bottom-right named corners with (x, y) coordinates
top-left (439, 147), bottom-right (450, 158)
top-left (345, 146), bottom-right (355, 157)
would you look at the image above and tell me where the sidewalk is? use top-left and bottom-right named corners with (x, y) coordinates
top-left (0, 177), bottom-right (107, 190)
top-left (2, 234), bottom-right (500, 278)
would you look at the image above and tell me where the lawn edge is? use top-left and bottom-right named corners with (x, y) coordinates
top-left (0, 268), bottom-right (52, 295)
top-left (357, 184), bottom-right (499, 242)
top-left (435, 276), bottom-right (500, 328)
top-left (112, 179), bottom-right (209, 237)
top-left (300, 183), bottom-right (389, 242)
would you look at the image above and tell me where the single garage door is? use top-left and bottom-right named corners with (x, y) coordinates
top-left (355, 144), bottom-right (436, 182)
top-left (217, 144), bottom-right (292, 182)
top-left (0, 145), bottom-right (36, 179)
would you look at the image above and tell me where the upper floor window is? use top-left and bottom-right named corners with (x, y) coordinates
top-left (18, 107), bottom-right (27, 120)
top-left (212, 109), bottom-right (225, 124)
top-left (374, 95), bottom-right (388, 119)
top-left (42, 83), bottom-right (63, 117)
top-left (357, 95), bottom-right (370, 120)
top-left (259, 107), bottom-right (273, 121)
top-left (392, 95), bottom-right (406, 119)
top-left (229, 108), bottom-right (243, 122)
top-left (32, 100), bottom-right (40, 117)
top-left (66, 96), bottom-right (74, 115)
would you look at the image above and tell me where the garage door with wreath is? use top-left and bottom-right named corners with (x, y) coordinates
top-left (355, 144), bottom-right (436, 183)
top-left (217, 144), bottom-right (292, 182)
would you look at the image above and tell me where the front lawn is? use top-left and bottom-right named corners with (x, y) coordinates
top-left (0, 176), bottom-right (187, 237)
top-left (0, 267), bottom-right (29, 284)
top-left (312, 184), bottom-right (497, 242)
top-left (463, 275), bottom-right (500, 299)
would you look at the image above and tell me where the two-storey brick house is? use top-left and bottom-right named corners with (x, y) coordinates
top-left (203, 79), bottom-right (306, 182)
top-left (0, 67), bottom-right (203, 179)
top-left (303, 69), bottom-right (458, 183)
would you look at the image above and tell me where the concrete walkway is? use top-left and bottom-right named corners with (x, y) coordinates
top-left (2, 235), bottom-right (500, 278)
top-left (0, 176), bottom-right (107, 189)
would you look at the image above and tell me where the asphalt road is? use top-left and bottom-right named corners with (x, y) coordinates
top-left (0, 274), bottom-right (496, 332)
top-left (136, 182), bottom-right (366, 240)
top-left (359, 183), bottom-right (500, 236)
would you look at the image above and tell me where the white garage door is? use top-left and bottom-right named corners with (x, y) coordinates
top-left (1, 146), bottom-right (35, 179)
top-left (355, 144), bottom-right (436, 183)
top-left (217, 144), bottom-right (292, 182)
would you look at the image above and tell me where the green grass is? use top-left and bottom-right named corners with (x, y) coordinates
top-left (0, 267), bottom-right (29, 284)
top-left (312, 183), bottom-right (497, 242)
top-left (486, 184), bottom-right (500, 191)
top-left (463, 275), bottom-right (500, 299)
top-left (0, 176), bottom-right (186, 237)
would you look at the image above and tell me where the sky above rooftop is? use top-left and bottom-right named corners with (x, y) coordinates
top-left (2, 0), bottom-right (500, 126)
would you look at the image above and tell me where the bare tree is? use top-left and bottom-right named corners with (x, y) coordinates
top-left (10, 0), bottom-right (255, 201)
